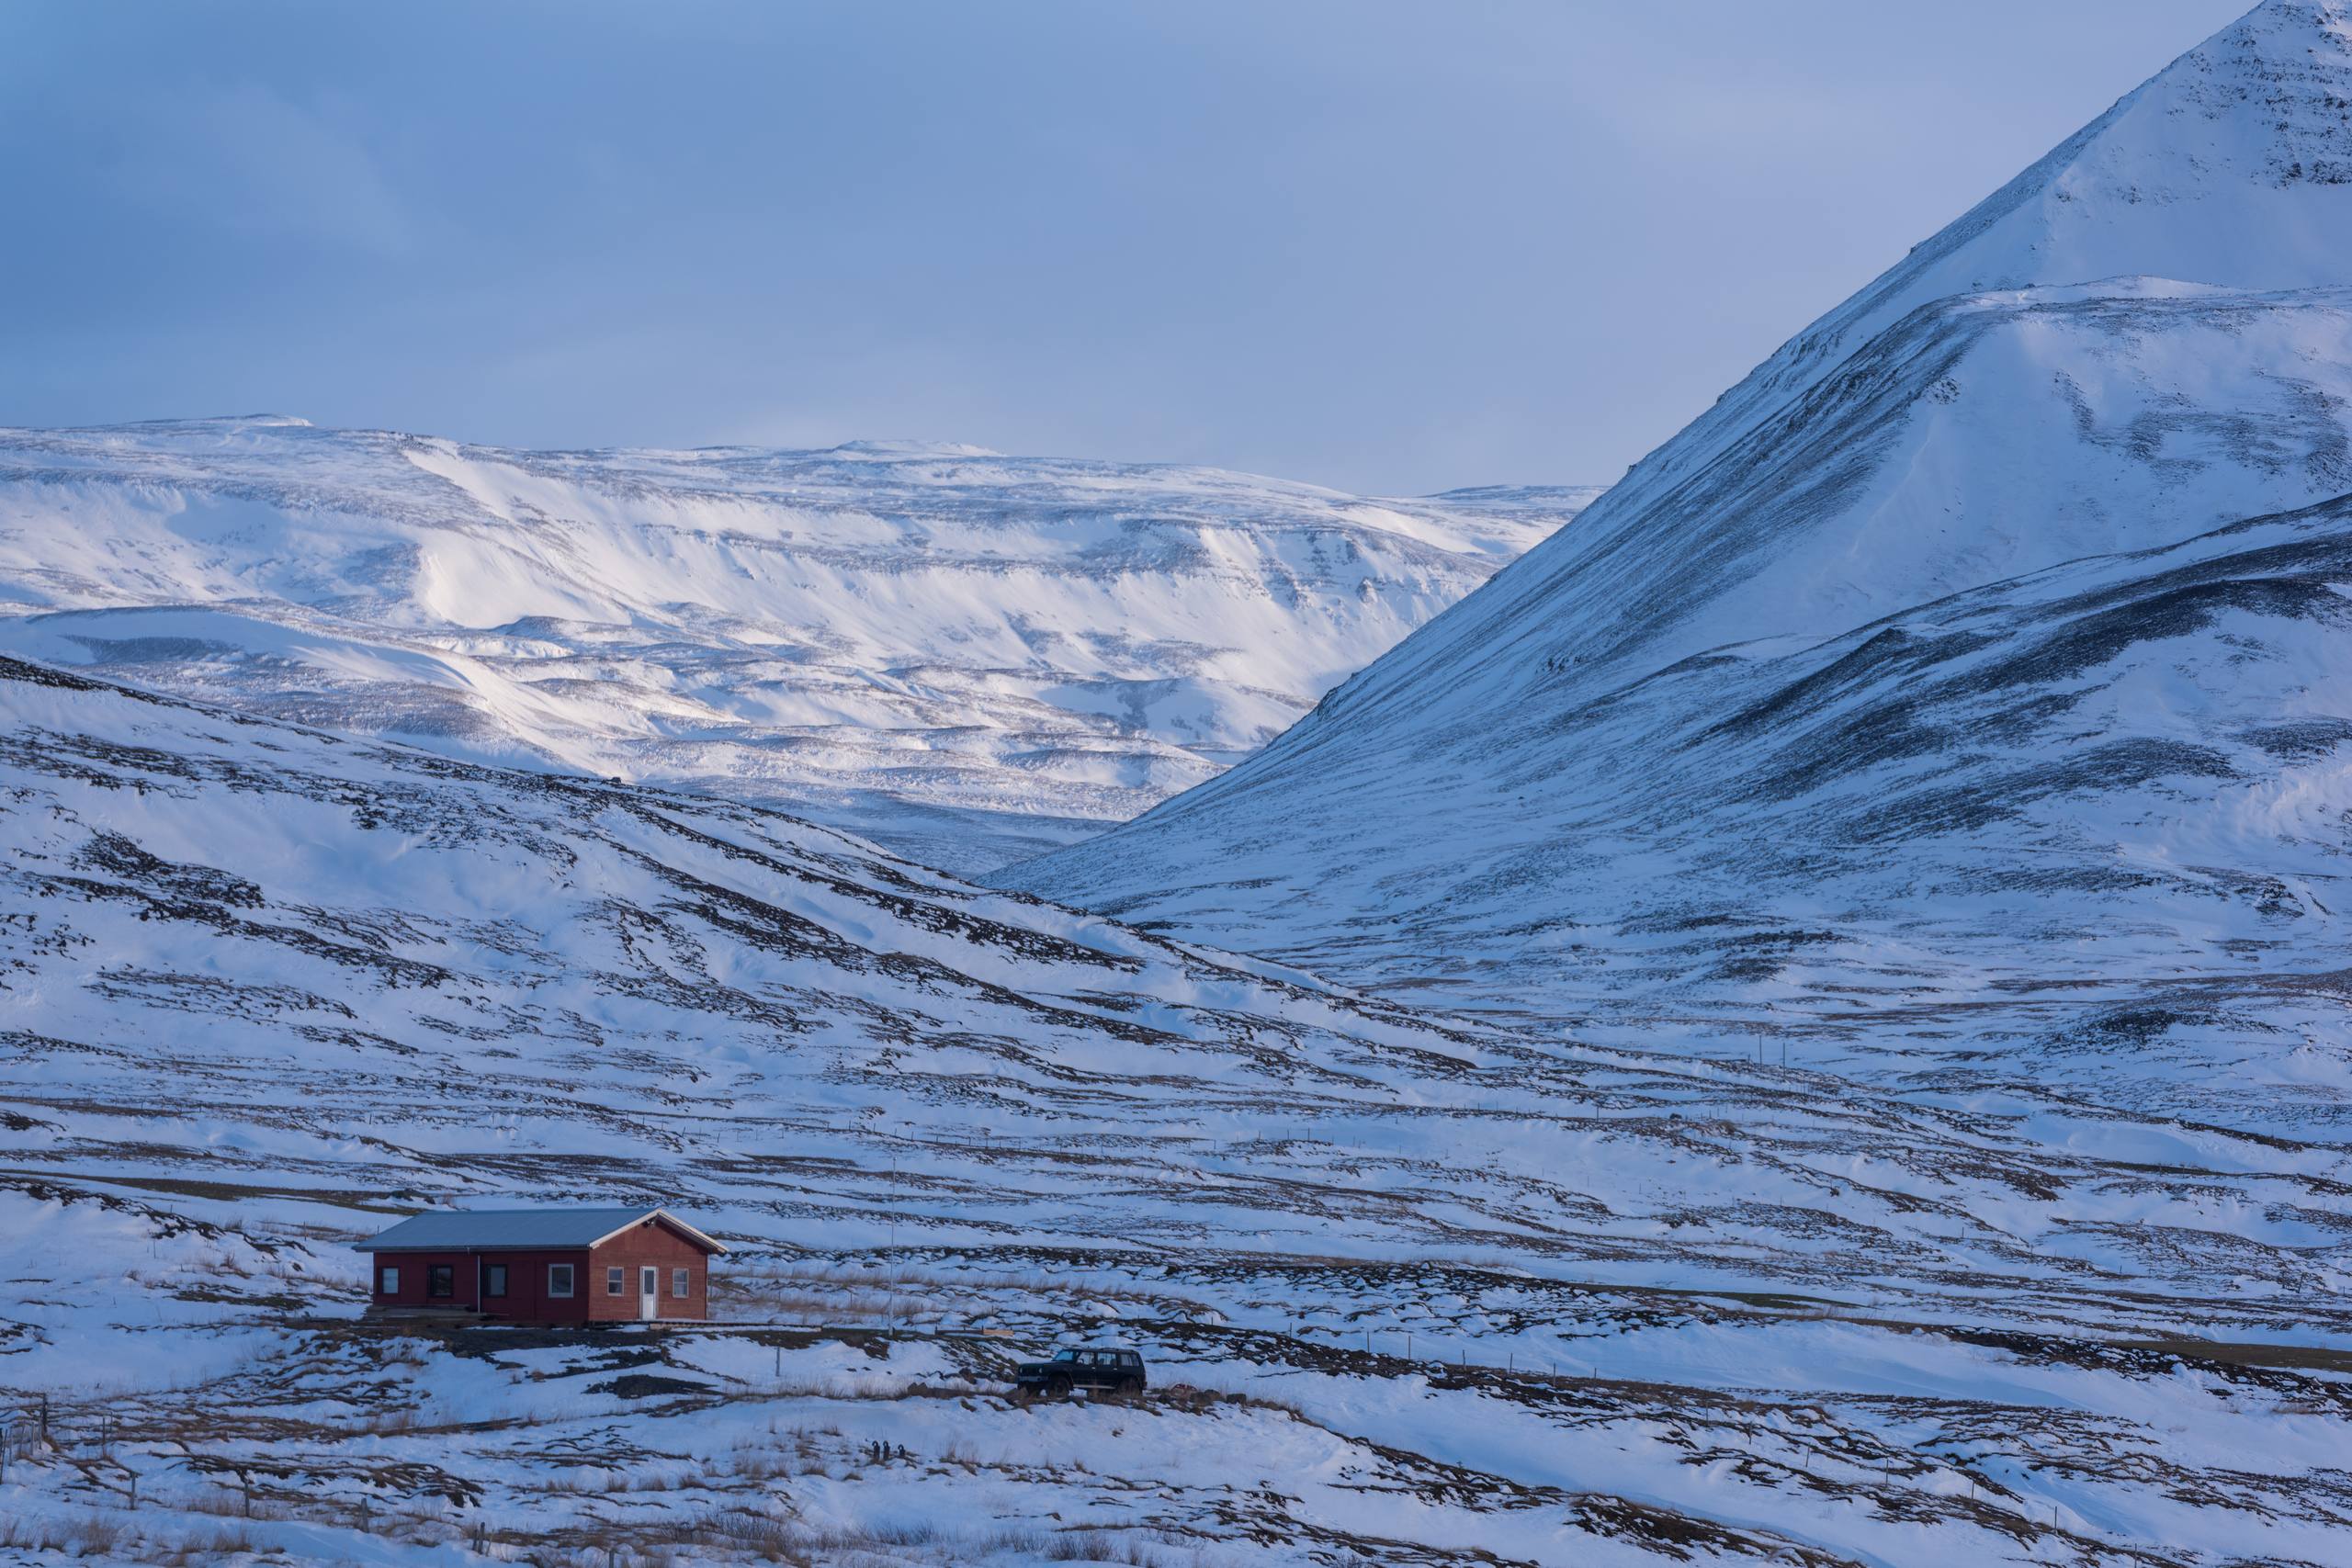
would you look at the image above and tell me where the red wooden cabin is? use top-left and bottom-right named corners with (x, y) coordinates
top-left (355, 1206), bottom-right (726, 1325)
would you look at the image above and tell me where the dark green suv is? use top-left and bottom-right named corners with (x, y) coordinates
top-left (1012, 1346), bottom-right (1148, 1396)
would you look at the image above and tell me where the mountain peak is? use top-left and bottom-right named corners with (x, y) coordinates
top-left (1858, 0), bottom-right (2352, 314)
top-left (1003, 0), bottom-right (2352, 1117)
top-left (1332, 0), bottom-right (2352, 713)
top-left (1679, 0), bottom-right (2345, 456)
top-left (2060, 0), bottom-right (2352, 192)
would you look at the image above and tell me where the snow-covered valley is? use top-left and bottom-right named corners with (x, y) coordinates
top-left (2, 661), bottom-right (2346, 1565)
top-left (0, 421), bottom-right (1593, 873)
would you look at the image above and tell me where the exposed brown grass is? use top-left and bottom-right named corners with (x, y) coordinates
top-left (710, 1259), bottom-right (1221, 1329)
top-left (673, 1512), bottom-right (1189, 1566)
top-left (0, 1512), bottom-right (256, 1565)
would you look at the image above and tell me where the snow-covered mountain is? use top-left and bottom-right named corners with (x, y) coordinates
top-left (0, 419), bottom-right (1594, 873)
top-left (8, 5), bottom-right (2352, 1561)
top-left (5, 659), bottom-right (2347, 1563)
top-left (1003, 0), bottom-right (2352, 1129)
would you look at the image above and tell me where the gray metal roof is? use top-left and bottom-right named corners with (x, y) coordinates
top-left (354, 1206), bottom-right (725, 1255)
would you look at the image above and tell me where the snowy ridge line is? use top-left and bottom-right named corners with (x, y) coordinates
top-left (0, 416), bottom-right (1600, 872)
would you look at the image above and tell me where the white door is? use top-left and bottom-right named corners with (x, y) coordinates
top-left (639, 1266), bottom-right (658, 1321)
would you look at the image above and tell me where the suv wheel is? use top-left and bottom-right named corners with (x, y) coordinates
top-left (1046, 1372), bottom-right (1072, 1398)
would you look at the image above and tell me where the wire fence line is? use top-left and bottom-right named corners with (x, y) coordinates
top-left (0, 1398), bottom-right (144, 1474)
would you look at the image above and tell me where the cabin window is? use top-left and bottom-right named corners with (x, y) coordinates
top-left (606, 1266), bottom-right (626, 1296)
top-left (378, 1266), bottom-right (400, 1295)
top-left (428, 1265), bottom-right (455, 1299)
top-left (672, 1268), bottom-right (689, 1298)
top-left (484, 1264), bottom-right (508, 1298)
top-left (548, 1264), bottom-right (574, 1298)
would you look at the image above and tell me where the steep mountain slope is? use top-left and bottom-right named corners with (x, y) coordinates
top-left (1003, 1), bottom-right (2352, 1129)
top-left (3, 659), bottom-right (2348, 1565)
top-left (0, 418), bottom-right (1597, 871)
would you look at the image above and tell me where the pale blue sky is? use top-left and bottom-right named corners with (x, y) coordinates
top-left (3, 2), bottom-right (2246, 493)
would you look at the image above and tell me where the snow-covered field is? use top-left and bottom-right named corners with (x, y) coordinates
top-left (0, 421), bottom-right (1594, 872)
top-left (1, 661), bottom-right (2346, 1566)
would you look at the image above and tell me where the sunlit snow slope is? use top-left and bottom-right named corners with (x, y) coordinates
top-left (0, 420), bottom-right (1595, 871)
top-left (1005, 0), bottom-right (2352, 1127)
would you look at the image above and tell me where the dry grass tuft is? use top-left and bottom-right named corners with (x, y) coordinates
top-left (0, 1512), bottom-right (259, 1565)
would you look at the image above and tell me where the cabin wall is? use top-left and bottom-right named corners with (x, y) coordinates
top-left (475, 1248), bottom-right (596, 1323)
top-left (584, 1221), bottom-right (709, 1322)
top-left (369, 1248), bottom-right (594, 1323)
